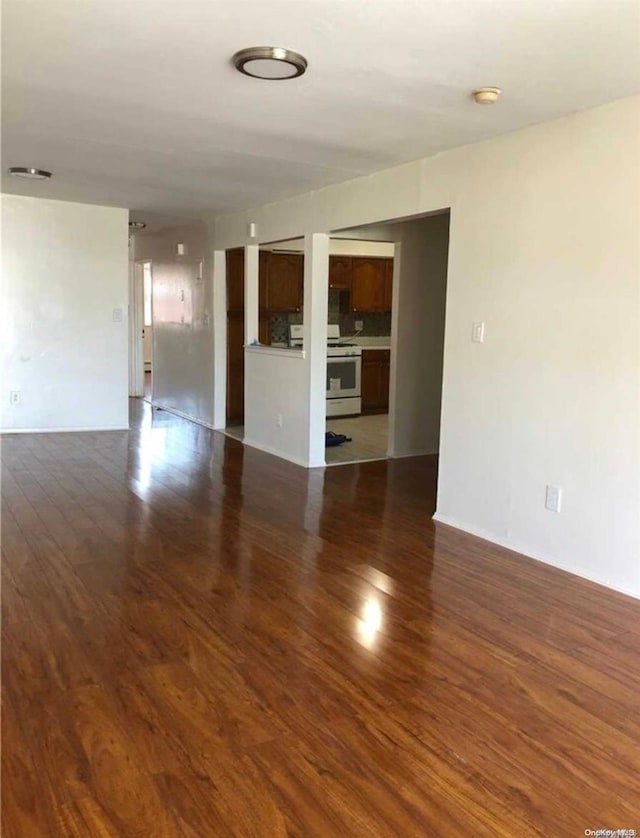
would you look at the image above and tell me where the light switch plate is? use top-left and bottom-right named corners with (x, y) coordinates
top-left (472, 321), bottom-right (485, 343)
top-left (545, 485), bottom-right (562, 513)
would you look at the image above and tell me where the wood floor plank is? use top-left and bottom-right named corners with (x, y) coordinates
top-left (2, 399), bottom-right (639, 836)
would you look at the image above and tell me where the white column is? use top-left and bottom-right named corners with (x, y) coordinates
top-left (212, 248), bottom-right (227, 429)
top-left (303, 233), bottom-right (329, 467)
top-left (128, 258), bottom-right (144, 397)
top-left (244, 244), bottom-right (259, 346)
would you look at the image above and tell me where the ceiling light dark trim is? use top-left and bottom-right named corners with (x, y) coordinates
top-left (8, 167), bottom-right (52, 180)
top-left (232, 46), bottom-right (307, 80)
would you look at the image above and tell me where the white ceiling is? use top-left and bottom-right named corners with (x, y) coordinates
top-left (3, 0), bottom-right (640, 220)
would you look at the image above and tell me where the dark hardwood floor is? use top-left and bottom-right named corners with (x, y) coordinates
top-left (2, 399), bottom-right (639, 836)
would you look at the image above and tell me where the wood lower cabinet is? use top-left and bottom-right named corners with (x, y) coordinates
top-left (361, 349), bottom-right (391, 414)
top-left (226, 312), bottom-right (245, 424)
top-left (351, 257), bottom-right (393, 313)
top-left (226, 251), bottom-right (272, 425)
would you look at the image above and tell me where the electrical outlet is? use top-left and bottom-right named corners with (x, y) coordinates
top-left (112, 307), bottom-right (123, 322)
top-left (276, 414), bottom-right (283, 428)
top-left (9, 390), bottom-right (21, 406)
top-left (355, 320), bottom-right (364, 331)
top-left (545, 485), bottom-right (562, 513)
top-left (203, 313), bottom-right (210, 326)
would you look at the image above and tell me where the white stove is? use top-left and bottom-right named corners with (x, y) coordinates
top-left (327, 324), bottom-right (362, 358)
top-left (289, 325), bottom-right (362, 417)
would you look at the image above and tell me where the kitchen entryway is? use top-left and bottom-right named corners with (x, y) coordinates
top-left (325, 413), bottom-right (388, 465)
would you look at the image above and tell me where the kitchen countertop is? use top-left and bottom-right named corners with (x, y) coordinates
top-left (269, 339), bottom-right (392, 350)
top-left (351, 337), bottom-right (392, 349)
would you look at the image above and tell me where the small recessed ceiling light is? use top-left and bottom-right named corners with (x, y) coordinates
top-left (8, 166), bottom-right (52, 180)
top-left (232, 46), bottom-right (307, 80)
top-left (129, 221), bottom-right (147, 229)
top-left (473, 87), bottom-right (501, 105)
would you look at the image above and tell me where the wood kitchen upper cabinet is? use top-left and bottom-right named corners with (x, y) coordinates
top-left (351, 257), bottom-right (390, 313)
top-left (361, 349), bottom-right (391, 414)
top-left (228, 249), bottom-right (270, 313)
top-left (265, 252), bottom-right (303, 312)
top-left (329, 255), bottom-right (352, 290)
top-left (226, 248), bottom-right (245, 312)
top-left (383, 259), bottom-right (393, 312)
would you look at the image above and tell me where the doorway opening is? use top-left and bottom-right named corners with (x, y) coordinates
top-left (130, 259), bottom-right (153, 401)
top-left (325, 212), bottom-right (450, 474)
top-left (141, 261), bottom-right (153, 401)
top-left (323, 232), bottom-right (395, 464)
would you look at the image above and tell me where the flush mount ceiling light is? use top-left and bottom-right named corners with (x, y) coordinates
top-left (8, 166), bottom-right (52, 180)
top-left (473, 87), bottom-right (501, 105)
top-left (232, 46), bottom-right (307, 80)
top-left (129, 221), bottom-right (147, 230)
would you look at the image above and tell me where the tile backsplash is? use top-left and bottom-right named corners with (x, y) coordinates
top-left (270, 290), bottom-right (391, 344)
top-left (270, 313), bottom-right (298, 345)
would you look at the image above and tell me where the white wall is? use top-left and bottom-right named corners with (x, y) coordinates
top-left (329, 239), bottom-right (394, 257)
top-left (244, 348), bottom-right (311, 466)
top-left (243, 233), bottom-right (329, 468)
top-left (143, 326), bottom-right (153, 367)
top-left (389, 213), bottom-right (449, 457)
top-left (211, 95), bottom-right (640, 598)
top-left (134, 224), bottom-right (214, 427)
top-left (1, 195), bottom-right (129, 431)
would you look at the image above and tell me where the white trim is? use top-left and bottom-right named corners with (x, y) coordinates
top-left (243, 436), bottom-right (308, 468)
top-left (245, 245), bottom-right (260, 346)
top-left (388, 448), bottom-right (438, 459)
top-left (321, 456), bottom-right (387, 468)
top-left (303, 233), bottom-right (329, 468)
top-left (432, 512), bottom-right (640, 601)
top-left (149, 402), bottom-right (215, 430)
top-left (244, 346), bottom-right (306, 360)
top-left (1, 425), bottom-right (130, 434)
top-left (212, 249), bottom-right (228, 429)
top-left (129, 261), bottom-right (145, 397)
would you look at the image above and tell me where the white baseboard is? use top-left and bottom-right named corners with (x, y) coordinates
top-left (0, 425), bottom-right (130, 434)
top-left (150, 402), bottom-right (215, 430)
top-left (432, 511), bottom-right (640, 601)
top-left (243, 437), bottom-right (309, 468)
top-left (321, 456), bottom-right (387, 468)
top-left (388, 448), bottom-right (438, 459)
